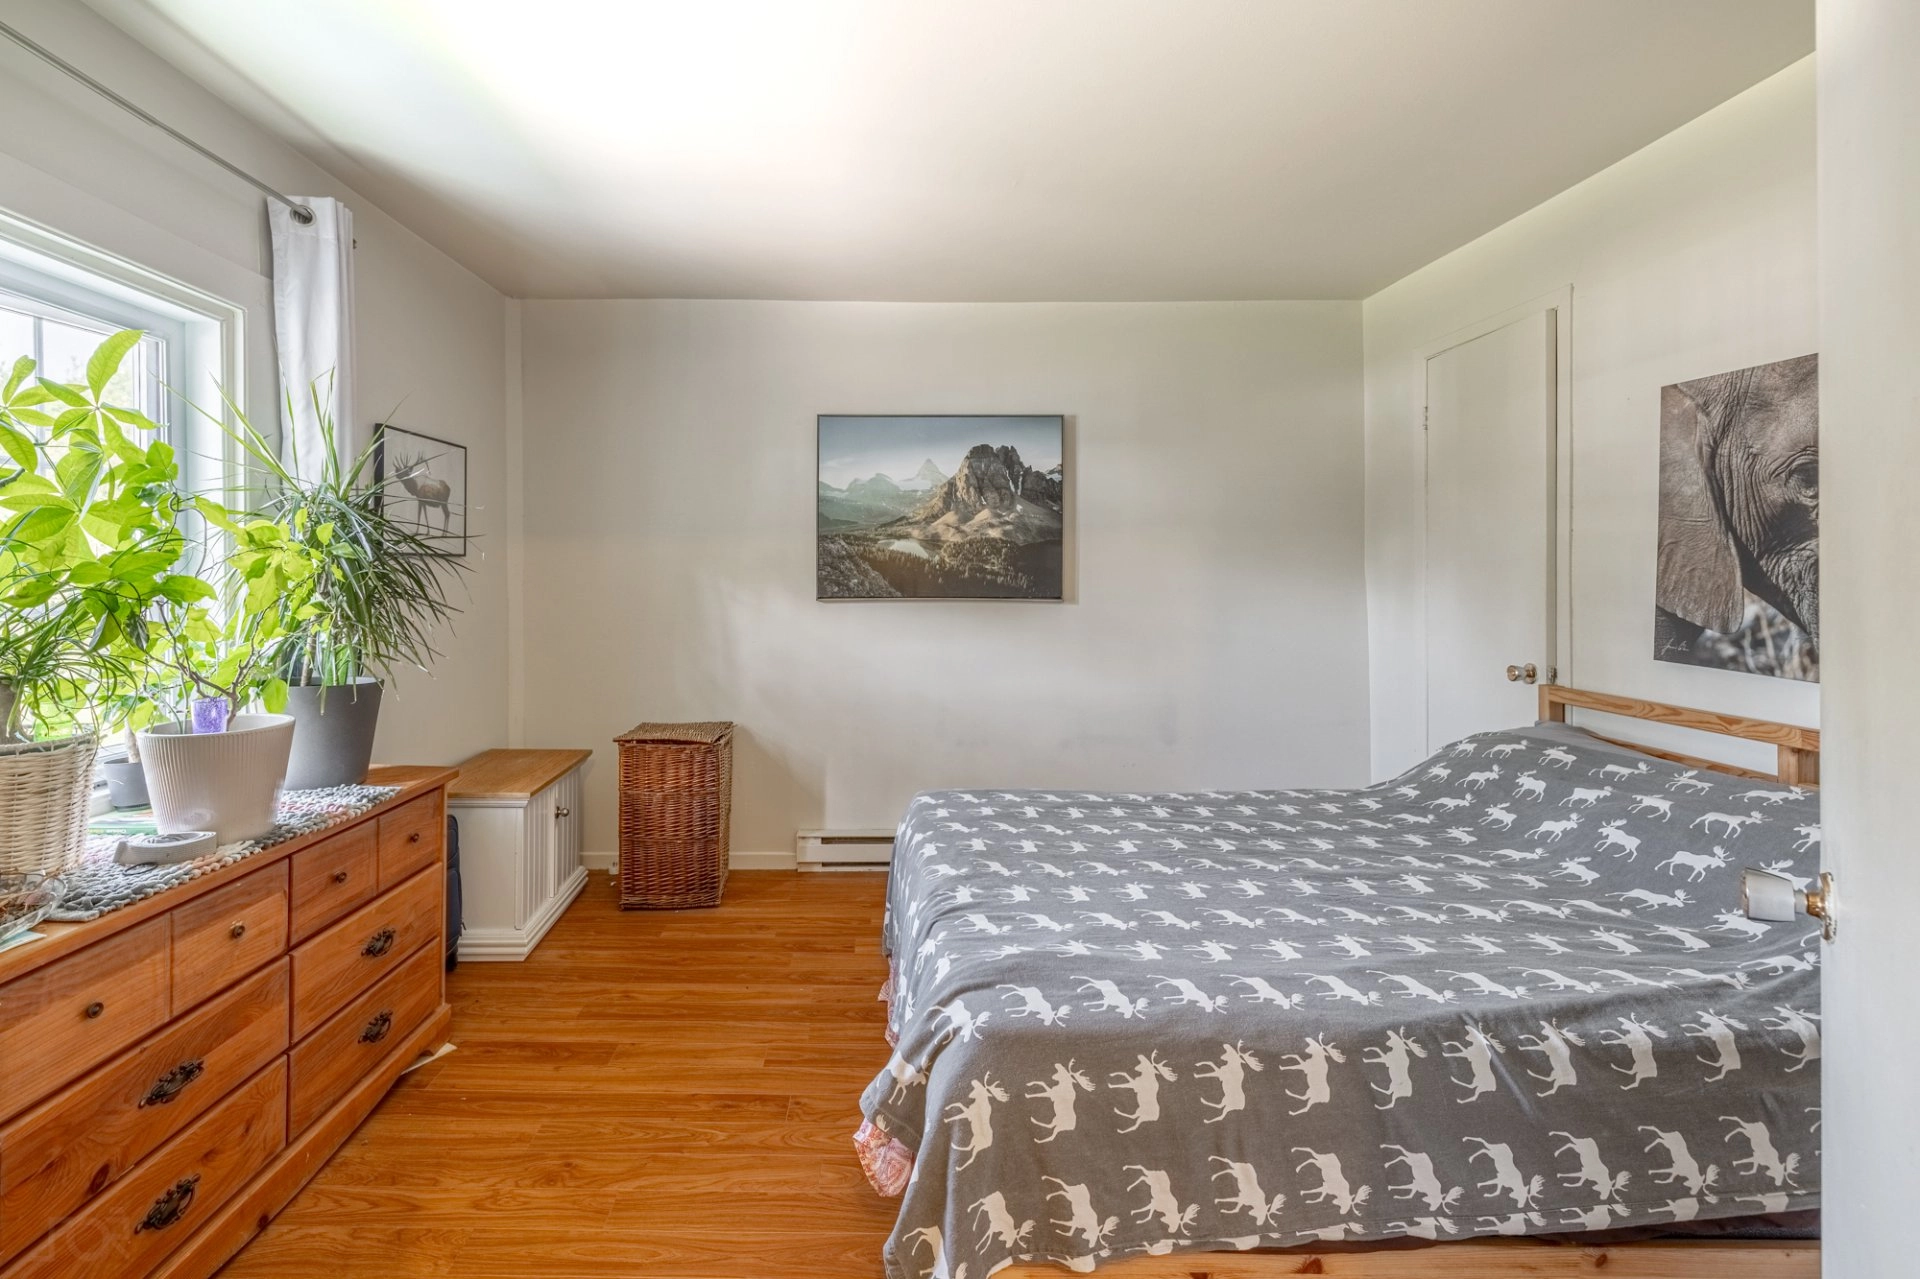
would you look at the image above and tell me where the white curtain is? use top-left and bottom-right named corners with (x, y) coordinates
top-left (269, 197), bottom-right (357, 479)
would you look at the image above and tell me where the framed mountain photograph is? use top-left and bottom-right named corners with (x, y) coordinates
top-left (817, 414), bottom-right (1065, 600)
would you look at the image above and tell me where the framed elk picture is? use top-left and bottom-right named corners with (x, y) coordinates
top-left (374, 423), bottom-right (467, 557)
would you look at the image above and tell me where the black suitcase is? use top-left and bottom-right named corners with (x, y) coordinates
top-left (446, 813), bottom-right (464, 970)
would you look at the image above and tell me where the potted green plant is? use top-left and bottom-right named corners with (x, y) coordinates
top-left (129, 495), bottom-right (321, 840)
top-left (218, 393), bottom-right (462, 789)
top-left (0, 331), bottom-right (212, 872)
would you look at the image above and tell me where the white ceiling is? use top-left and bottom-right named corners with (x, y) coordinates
top-left (82, 0), bottom-right (1812, 301)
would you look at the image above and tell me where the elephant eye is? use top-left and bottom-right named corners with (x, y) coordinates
top-left (1787, 458), bottom-right (1818, 500)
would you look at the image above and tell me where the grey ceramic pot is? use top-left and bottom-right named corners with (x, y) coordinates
top-left (283, 678), bottom-right (383, 791)
top-left (100, 758), bottom-right (150, 808)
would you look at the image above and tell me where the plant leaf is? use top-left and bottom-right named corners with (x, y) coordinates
top-left (86, 330), bottom-right (143, 397)
top-left (8, 505), bottom-right (76, 543)
top-left (0, 422), bottom-right (36, 472)
top-left (3, 355), bottom-right (34, 400)
top-left (36, 379), bottom-right (90, 409)
top-left (157, 573), bottom-right (217, 604)
top-left (55, 447), bottom-right (103, 505)
top-left (103, 405), bottom-right (162, 434)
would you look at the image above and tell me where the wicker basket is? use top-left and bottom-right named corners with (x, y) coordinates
top-left (0, 733), bottom-right (99, 877)
top-left (615, 721), bottom-right (734, 909)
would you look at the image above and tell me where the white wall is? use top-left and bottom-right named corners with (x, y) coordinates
top-left (518, 300), bottom-right (1369, 856)
top-left (1362, 59), bottom-right (1818, 779)
top-left (1818, 1), bottom-right (1920, 1271)
top-left (0, 0), bottom-right (509, 766)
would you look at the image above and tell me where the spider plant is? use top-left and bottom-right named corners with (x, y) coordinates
top-left (214, 387), bottom-right (465, 694)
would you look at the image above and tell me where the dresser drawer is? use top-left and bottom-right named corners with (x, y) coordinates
top-left (288, 943), bottom-right (440, 1135)
top-left (290, 868), bottom-right (440, 1039)
top-left (0, 962), bottom-right (288, 1266)
top-left (2, 1060), bottom-right (285, 1279)
top-left (289, 821), bottom-right (379, 943)
top-left (0, 919), bottom-right (172, 1122)
top-left (377, 792), bottom-right (442, 890)
top-left (169, 864), bottom-right (288, 1015)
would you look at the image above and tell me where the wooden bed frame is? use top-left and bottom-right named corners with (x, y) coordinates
top-left (1537, 685), bottom-right (1820, 786)
top-left (997, 686), bottom-right (1820, 1279)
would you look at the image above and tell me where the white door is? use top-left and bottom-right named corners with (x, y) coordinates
top-left (1821, 1), bottom-right (1917, 1271)
top-left (1424, 308), bottom-right (1558, 752)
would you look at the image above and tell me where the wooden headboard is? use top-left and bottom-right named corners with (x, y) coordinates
top-left (1539, 685), bottom-right (1820, 786)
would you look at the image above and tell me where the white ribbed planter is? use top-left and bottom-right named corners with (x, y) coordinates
top-left (137, 714), bottom-right (295, 842)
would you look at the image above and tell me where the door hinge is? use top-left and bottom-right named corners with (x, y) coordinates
top-left (1422, 405), bottom-right (1429, 432)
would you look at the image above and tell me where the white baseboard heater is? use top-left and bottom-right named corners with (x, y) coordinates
top-left (795, 828), bottom-right (895, 871)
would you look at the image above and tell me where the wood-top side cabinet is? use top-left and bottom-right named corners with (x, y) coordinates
top-left (447, 750), bottom-right (591, 962)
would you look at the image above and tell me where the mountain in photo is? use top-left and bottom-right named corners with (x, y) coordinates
top-left (886, 444), bottom-right (1062, 545)
top-left (909, 457), bottom-right (948, 490)
top-left (844, 473), bottom-right (919, 511)
top-left (818, 474), bottom-right (920, 528)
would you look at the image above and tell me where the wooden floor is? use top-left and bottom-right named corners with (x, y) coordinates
top-left (217, 870), bottom-right (900, 1279)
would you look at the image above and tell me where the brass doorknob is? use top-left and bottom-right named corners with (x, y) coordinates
top-left (1505, 663), bottom-right (1539, 684)
top-left (1742, 866), bottom-right (1837, 942)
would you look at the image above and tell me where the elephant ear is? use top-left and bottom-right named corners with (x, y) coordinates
top-left (1656, 380), bottom-right (1744, 634)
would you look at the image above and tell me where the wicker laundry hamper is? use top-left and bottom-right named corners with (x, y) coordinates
top-left (615, 721), bottom-right (734, 909)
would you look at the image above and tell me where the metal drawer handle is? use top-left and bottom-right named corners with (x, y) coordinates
top-left (229, 921), bottom-right (247, 940)
top-left (360, 1010), bottom-right (394, 1044)
top-left (363, 927), bottom-right (397, 958)
top-left (84, 1001), bottom-right (105, 1020)
top-left (331, 869), bottom-right (351, 884)
top-left (135, 1175), bottom-right (200, 1233)
top-left (407, 831), bottom-right (422, 844)
top-left (140, 1059), bottom-right (205, 1108)
top-left (554, 807), bottom-right (570, 818)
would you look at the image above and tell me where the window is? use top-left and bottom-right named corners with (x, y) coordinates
top-left (0, 212), bottom-right (246, 789)
top-left (0, 289), bottom-right (170, 429)
top-left (0, 209), bottom-right (244, 499)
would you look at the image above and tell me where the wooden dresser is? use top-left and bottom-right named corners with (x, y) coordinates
top-left (0, 766), bottom-right (455, 1279)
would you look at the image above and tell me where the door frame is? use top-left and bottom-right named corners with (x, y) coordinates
top-left (1417, 286), bottom-right (1574, 750)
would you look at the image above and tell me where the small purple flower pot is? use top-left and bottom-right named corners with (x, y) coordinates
top-left (189, 697), bottom-right (231, 734)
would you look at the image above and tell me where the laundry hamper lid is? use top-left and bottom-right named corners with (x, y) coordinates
top-left (615, 721), bottom-right (734, 745)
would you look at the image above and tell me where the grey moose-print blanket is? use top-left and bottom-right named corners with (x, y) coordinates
top-left (861, 726), bottom-right (1821, 1278)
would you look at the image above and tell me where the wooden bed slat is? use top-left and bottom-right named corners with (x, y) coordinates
top-left (994, 1238), bottom-right (1819, 1279)
top-left (1538, 685), bottom-right (1819, 785)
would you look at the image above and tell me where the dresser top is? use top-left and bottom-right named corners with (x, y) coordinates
top-left (448, 749), bottom-right (592, 800)
top-left (0, 765), bottom-right (455, 987)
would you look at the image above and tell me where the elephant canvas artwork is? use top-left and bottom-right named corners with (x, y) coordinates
top-left (1655, 353), bottom-right (1818, 681)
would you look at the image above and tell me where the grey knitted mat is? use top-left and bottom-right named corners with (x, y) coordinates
top-left (51, 785), bottom-right (402, 922)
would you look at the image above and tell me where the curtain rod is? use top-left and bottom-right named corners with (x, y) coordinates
top-left (0, 18), bottom-right (315, 225)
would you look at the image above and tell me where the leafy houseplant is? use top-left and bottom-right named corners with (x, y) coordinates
top-left (0, 331), bottom-right (216, 870)
top-left (223, 391), bottom-right (464, 789)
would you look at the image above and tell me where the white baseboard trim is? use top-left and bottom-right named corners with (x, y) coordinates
top-left (580, 850), bottom-right (797, 872)
top-left (729, 849), bottom-right (797, 870)
top-left (456, 866), bottom-right (588, 962)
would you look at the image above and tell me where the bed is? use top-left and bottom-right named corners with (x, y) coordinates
top-left (858, 687), bottom-right (1822, 1279)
